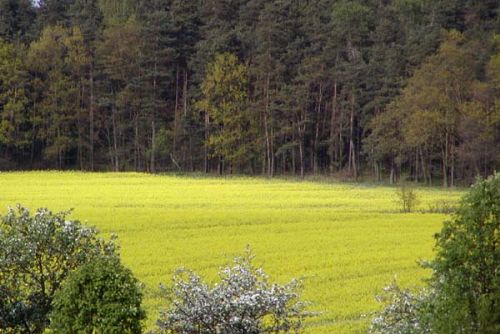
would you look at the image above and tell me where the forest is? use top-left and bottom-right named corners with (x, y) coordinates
top-left (0, 0), bottom-right (498, 186)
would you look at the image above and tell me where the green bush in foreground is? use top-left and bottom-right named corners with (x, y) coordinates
top-left (0, 205), bottom-right (116, 333)
top-left (50, 256), bottom-right (145, 334)
top-left (428, 172), bottom-right (499, 333)
top-left (372, 173), bottom-right (500, 333)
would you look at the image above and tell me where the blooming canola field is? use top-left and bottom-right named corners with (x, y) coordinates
top-left (0, 172), bottom-right (463, 333)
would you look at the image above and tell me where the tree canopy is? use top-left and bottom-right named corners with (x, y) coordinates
top-left (0, 0), bottom-right (497, 184)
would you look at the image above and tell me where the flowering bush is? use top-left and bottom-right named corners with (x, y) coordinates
top-left (370, 281), bottom-right (431, 334)
top-left (156, 250), bottom-right (312, 334)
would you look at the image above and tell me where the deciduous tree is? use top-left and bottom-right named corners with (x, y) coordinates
top-left (0, 205), bottom-right (116, 333)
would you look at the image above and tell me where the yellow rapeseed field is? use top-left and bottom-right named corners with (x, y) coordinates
top-left (0, 172), bottom-right (464, 333)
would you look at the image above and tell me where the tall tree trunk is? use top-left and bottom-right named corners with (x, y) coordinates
top-left (182, 69), bottom-right (188, 166)
top-left (442, 138), bottom-right (448, 188)
top-left (299, 137), bottom-right (304, 179)
top-left (270, 125), bottom-right (275, 177)
top-left (298, 110), bottom-right (306, 179)
top-left (390, 159), bottom-right (395, 185)
top-left (173, 66), bottom-right (179, 159)
top-left (348, 92), bottom-right (356, 179)
top-left (415, 147), bottom-right (419, 182)
top-left (89, 62), bottom-right (95, 171)
top-left (134, 116), bottom-right (139, 171)
top-left (338, 105), bottom-right (343, 171)
top-left (57, 127), bottom-right (62, 169)
top-left (450, 147), bottom-right (455, 187)
top-left (151, 120), bottom-right (156, 173)
top-left (77, 83), bottom-right (84, 171)
top-left (329, 82), bottom-right (337, 174)
top-left (313, 83), bottom-right (323, 174)
top-left (112, 107), bottom-right (119, 172)
top-left (264, 74), bottom-right (272, 177)
top-left (105, 125), bottom-right (113, 168)
top-left (30, 97), bottom-right (37, 167)
top-left (204, 108), bottom-right (209, 173)
top-left (152, 51), bottom-right (158, 173)
top-left (419, 146), bottom-right (428, 185)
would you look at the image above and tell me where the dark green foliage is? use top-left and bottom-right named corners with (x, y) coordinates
top-left (50, 256), bottom-right (145, 334)
top-left (371, 173), bottom-right (500, 333)
top-left (0, 38), bottom-right (30, 163)
top-left (0, 0), bottom-right (35, 43)
top-left (427, 173), bottom-right (500, 333)
top-left (37, 0), bottom-right (76, 28)
top-left (70, 0), bottom-right (103, 44)
top-left (0, 205), bottom-right (116, 333)
top-left (0, 0), bottom-right (497, 180)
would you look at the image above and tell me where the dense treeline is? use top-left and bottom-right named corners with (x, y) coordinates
top-left (0, 0), bottom-right (498, 185)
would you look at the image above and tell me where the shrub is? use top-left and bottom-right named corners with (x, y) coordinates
top-left (370, 281), bottom-right (432, 334)
top-left (372, 173), bottom-right (499, 333)
top-left (0, 205), bottom-right (116, 333)
top-left (156, 249), bottom-right (311, 334)
top-left (423, 199), bottom-right (457, 214)
top-left (395, 184), bottom-right (419, 213)
top-left (50, 256), bottom-right (145, 334)
top-left (427, 173), bottom-right (499, 333)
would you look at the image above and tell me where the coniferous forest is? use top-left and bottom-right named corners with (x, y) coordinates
top-left (0, 0), bottom-right (498, 185)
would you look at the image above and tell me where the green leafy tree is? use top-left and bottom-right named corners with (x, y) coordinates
top-left (70, 0), bottom-right (103, 170)
top-left (96, 19), bottom-right (142, 171)
top-left (250, 0), bottom-right (303, 177)
top-left (427, 173), bottom-right (500, 333)
top-left (0, 205), bottom-right (117, 333)
top-left (402, 30), bottom-right (476, 187)
top-left (364, 104), bottom-right (405, 184)
top-left (394, 183), bottom-right (420, 213)
top-left (371, 173), bottom-right (500, 333)
top-left (162, 0), bottom-right (200, 169)
top-left (197, 53), bottom-right (255, 173)
top-left (98, 0), bottom-right (137, 26)
top-left (50, 256), bottom-right (145, 334)
top-left (136, 0), bottom-right (172, 173)
top-left (368, 30), bottom-right (495, 186)
top-left (0, 38), bottom-right (30, 164)
top-left (27, 25), bottom-right (89, 168)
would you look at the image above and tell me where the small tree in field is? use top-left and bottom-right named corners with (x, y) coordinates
top-left (156, 249), bottom-right (311, 334)
top-left (395, 183), bottom-right (419, 213)
top-left (0, 205), bottom-right (116, 333)
top-left (50, 256), bottom-right (145, 334)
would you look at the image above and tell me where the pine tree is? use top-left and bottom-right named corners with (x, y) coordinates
top-left (37, 0), bottom-right (76, 28)
top-left (0, 0), bottom-right (36, 43)
top-left (0, 38), bottom-right (30, 165)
